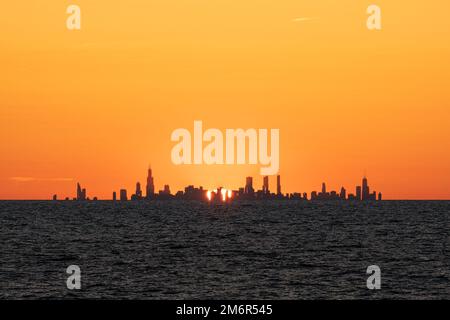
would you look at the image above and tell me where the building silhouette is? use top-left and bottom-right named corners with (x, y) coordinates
top-left (340, 187), bottom-right (346, 200)
top-left (158, 185), bottom-right (172, 199)
top-left (120, 189), bottom-right (128, 201)
top-left (362, 176), bottom-right (369, 201)
top-left (131, 182), bottom-right (143, 200)
top-left (146, 166), bottom-right (155, 199)
top-left (262, 176), bottom-right (269, 194)
top-left (136, 182), bottom-right (142, 198)
top-left (160, 184), bottom-right (171, 195)
top-left (356, 186), bottom-right (362, 200)
top-left (277, 175), bottom-right (282, 196)
top-left (244, 176), bottom-right (254, 196)
top-left (64, 168), bottom-right (383, 203)
top-left (76, 183), bottom-right (86, 201)
top-left (183, 185), bottom-right (204, 200)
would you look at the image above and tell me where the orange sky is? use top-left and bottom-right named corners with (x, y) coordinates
top-left (1, 0), bottom-right (450, 200)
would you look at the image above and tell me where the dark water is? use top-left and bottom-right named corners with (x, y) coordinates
top-left (0, 200), bottom-right (448, 299)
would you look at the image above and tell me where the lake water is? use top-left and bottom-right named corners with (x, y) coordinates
top-left (0, 200), bottom-right (448, 299)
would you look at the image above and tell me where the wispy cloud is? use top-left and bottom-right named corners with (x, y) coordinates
top-left (9, 177), bottom-right (73, 183)
top-left (292, 17), bottom-right (319, 23)
top-left (49, 178), bottom-right (74, 182)
top-left (9, 177), bottom-right (36, 182)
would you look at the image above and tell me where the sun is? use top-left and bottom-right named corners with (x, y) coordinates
top-left (207, 188), bottom-right (233, 202)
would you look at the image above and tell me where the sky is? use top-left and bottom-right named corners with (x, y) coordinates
top-left (1, 0), bottom-right (450, 200)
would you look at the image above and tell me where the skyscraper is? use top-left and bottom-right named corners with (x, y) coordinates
top-left (76, 183), bottom-right (81, 200)
top-left (321, 182), bottom-right (326, 194)
top-left (131, 182), bottom-right (143, 200)
top-left (356, 186), bottom-right (362, 200)
top-left (163, 184), bottom-right (171, 195)
top-left (263, 176), bottom-right (269, 194)
top-left (76, 183), bottom-right (86, 201)
top-left (146, 166), bottom-right (155, 199)
top-left (277, 175), bottom-right (281, 195)
top-left (362, 176), bottom-right (369, 201)
top-left (120, 189), bottom-right (128, 201)
top-left (340, 187), bottom-right (346, 200)
top-left (135, 182), bottom-right (142, 199)
top-left (244, 176), bottom-right (254, 195)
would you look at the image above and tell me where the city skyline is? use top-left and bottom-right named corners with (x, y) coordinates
top-left (53, 167), bottom-right (383, 202)
top-left (4, 162), bottom-right (450, 200)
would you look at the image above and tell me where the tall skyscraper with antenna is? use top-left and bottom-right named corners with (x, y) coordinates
top-left (362, 176), bottom-right (369, 201)
top-left (146, 166), bottom-right (155, 199)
